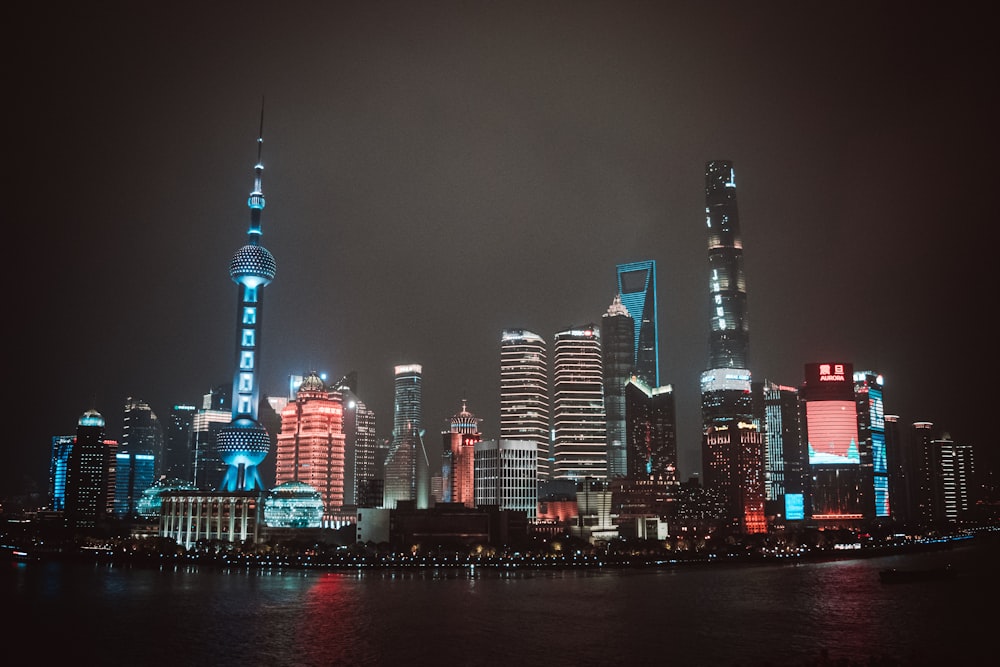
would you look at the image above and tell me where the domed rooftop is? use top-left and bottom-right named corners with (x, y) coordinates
top-left (78, 409), bottom-right (105, 427)
top-left (298, 371), bottom-right (326, 394)
top-left (264, 481), bottom-right (324, 529)
top-left (136, 478), bottom-right (198, 519)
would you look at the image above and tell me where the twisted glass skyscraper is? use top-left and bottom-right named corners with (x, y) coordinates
top-left (700, 160), bottom-right (765, 534)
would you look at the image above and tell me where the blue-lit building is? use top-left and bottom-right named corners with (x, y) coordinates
top-left (854, 370), bottom-right (889, 519)
top-left (699, 160), bottom-right (765, 534)
top-left (216, 119), bottom-right (277, 493)
top-left (114, 397), bottom-right (163, 517)
top-left (616, 260), bottom-right (659, 387)
top-left (49, 435), bottom-right (75, 511)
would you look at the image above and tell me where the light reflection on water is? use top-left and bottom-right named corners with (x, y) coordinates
top-left (5, 537), bottom-right (997, 666)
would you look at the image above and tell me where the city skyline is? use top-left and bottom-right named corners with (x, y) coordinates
top-left (7, 2), bottom-right (995, 498)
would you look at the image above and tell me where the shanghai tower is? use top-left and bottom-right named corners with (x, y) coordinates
top-left (216, 111), bottom-right (277, 493)
top-left (699, 160), bottom-right (765, 533)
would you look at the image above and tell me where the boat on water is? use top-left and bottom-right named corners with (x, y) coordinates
top-left (879, 564), bottom-right (957, 584)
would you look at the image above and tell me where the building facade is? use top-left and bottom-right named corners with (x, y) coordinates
top-left (601, 295), bottom-right (634, 480)
top-left (64, 409), bottom-right (112, 532)
top-left (383, 364), bottom-right (427, 509)
top-left (552, 325), bottom-right (607, 481)
top-left (474, 439), bottom-right (538, 519)
top-left (699, 160), bottom-right (765, 534)
top-left (624, 377), bottom-right (677, 480)
top-left (442, 400), bottom-right (482, 507)
top-left (919, 432), bottom-right (975, 523)
top-left (335, 376), bottom-right (377, 509)
top-left (753, 380), bottom-right (806, 522)
top-left (275, 371), bottom-right (346, 526)
top-left (500, 329), bottom-right (551, 482)
top-left (616, 260), bottom-right (659, 387)
top-left (114, 397), bottom-right (163, 517)
top-left (854, 371), bottom-right (889, 519)
top-left (164, 404), bottom-right (196, 482)
top-left (801, 362), bottom-right (864, 526)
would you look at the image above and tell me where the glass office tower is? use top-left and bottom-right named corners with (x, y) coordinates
top-left (616, 260), bottom-right (659, 387)
top-left (699, 160), bottom-right (765, 534)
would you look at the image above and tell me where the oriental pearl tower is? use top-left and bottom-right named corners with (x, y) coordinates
top-left (217, 109), bottom-right (277, 492)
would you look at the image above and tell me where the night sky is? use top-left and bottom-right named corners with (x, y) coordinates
top-left (7, 2), bottom-right (995, 498)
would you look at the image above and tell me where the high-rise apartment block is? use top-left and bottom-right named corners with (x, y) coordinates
top-left (918, 429), bottom-right (975, 523)
top-left (500, 330), bottom-right (551, 482)
top-left (552, 325), bottom-right (607, 481)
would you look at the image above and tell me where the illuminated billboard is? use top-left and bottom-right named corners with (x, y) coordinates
top-left (806, 400), bottom-right (860, 464)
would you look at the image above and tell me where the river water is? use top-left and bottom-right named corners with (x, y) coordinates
top-left (5, 535), bottom-right (997, 666)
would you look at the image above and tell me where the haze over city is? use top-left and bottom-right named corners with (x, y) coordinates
top-left (6, 2), bottom-right (994, 498)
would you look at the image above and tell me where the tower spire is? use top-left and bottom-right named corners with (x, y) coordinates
top-left (247, 97), bottom-right (266, 243)
top-left (217, 107), bottom-right (277, 493)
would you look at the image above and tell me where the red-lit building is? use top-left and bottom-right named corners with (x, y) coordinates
top-left (275, 371), bottom-right (346, 527)
top-left (801, 362), bottom-right (864, 527)
top-left (442, 400), bottom-right (481, 507)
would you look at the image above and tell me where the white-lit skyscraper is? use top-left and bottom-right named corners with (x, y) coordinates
top-left (552, 325), bottom-right (607, 481)
top-left (383, 364), bottom-right (427, 508)
top-left (500, 330), bottom-right (551, 481)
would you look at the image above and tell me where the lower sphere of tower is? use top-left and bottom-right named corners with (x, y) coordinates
top-left (216, 420), bottom-right (271, 467)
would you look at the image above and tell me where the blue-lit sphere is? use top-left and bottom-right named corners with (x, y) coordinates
top-left (263, 481), bottom-right (325, 528)
top-left (230, 244), bottom-right (276, 288)
top-left (216, 419), bottom-right (271, 467)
